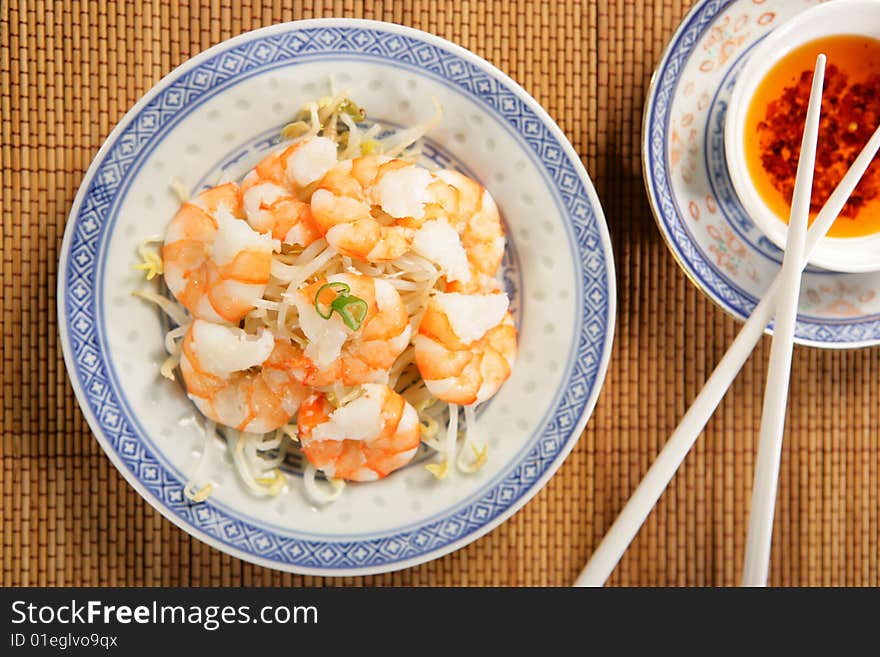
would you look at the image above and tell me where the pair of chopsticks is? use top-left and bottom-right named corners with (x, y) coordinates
top-left (576, 54), bottom-right (880, 587)
top-left (741, 55), bottom-right (825, 586)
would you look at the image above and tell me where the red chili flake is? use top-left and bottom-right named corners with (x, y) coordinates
top-left (756, 64), bottom-right (880, 219)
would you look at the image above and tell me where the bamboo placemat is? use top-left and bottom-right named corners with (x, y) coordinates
top-left (2, 0), bottom-right (878, 587)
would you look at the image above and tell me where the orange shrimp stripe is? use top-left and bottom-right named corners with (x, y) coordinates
top-left (218, 250), bottom-right (272, 285)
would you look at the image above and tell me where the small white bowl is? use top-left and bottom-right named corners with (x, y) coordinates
top-left (725, 0), bottom-right (880, 273)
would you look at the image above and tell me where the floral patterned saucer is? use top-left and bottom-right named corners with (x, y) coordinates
top-left (644, 0), bottom-right (880, 347)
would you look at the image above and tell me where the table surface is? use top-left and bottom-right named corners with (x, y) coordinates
top-left (3, 0), bottom-right (879, 587)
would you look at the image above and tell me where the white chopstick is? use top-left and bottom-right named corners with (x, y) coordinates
top-left (574, 94), bottom-right (880, 589)
top-left (741, 55), bottom-right (826, 587)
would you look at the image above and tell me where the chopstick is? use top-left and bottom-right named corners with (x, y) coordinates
top-left (574, 89), bottom-right (880, 589)
top-left (740, 55), bottom-right (826, 587)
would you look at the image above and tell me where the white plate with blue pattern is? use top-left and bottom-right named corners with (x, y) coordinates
top-left (58, 19), bottom-right (615, 575)
top-left (645, 0), bottom-right (880, 348)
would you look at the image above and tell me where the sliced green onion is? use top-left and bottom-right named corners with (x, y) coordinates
top-left (313, 282), bottom-right (368, 330)
top-left (314, 282), bottom-right (351, 319)
top-left (333, 297), bottom-right (368, 331)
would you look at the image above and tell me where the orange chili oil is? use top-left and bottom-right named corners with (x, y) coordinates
top-left (744, 35), bottom-right (880, 238)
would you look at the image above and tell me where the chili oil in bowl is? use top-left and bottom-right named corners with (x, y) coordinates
top-left (725, 0), bottom-right (880, 273)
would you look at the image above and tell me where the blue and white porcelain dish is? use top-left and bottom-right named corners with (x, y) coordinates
top-left (644, 0), bottom-right (880, 348)
top-left (58, 19), bottom-right (616, 575)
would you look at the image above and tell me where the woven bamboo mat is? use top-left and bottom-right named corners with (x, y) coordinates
top-left (2, 0), bottom-right (879, 587)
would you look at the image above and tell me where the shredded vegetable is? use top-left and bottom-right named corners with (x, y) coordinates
top-left (133, 248), bottom-right (163, 280)
top-left (228, 429), bottom-right (289, 498)
top-left (303, 463), bottom-right (346, 504)
top-left (457, 405), bottom-right (488, 473)
top-left (183, 419), bottom-right (217, 503)
top-left (169, 177), bottom-right (189, 202)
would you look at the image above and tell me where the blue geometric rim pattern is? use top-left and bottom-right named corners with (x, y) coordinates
top-left (60, 21), bottom-right (614, 572)
top-left (645, 0), bottom-right (880, 346)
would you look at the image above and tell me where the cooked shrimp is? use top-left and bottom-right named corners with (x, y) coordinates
top-left (290, 272), bottom-right (411, 386)
top-left (163, 182), bottom-right (275, 323)
top-left (240, 136), bottom-right (337, 247)
top-left (410, 216), bottom-right (473, 286)
top-left (414, 291), bottom-right (516, 405)
top-left (180, 319), bottom-right (309, 434)
top-left (310, 155), bottom-right (443, 261)
top-left (297, 383), bottom-right (420, 481)
top-left (433, 169), bottom-right (505, 290)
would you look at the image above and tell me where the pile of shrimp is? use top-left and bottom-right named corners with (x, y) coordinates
top-left (135, 93), bottom-right (517, 505)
